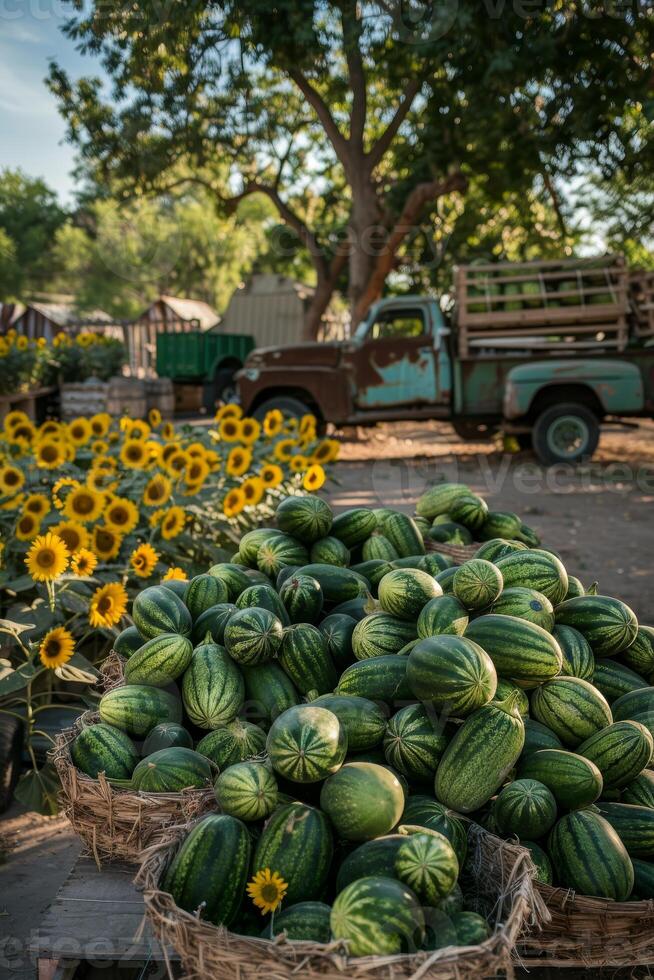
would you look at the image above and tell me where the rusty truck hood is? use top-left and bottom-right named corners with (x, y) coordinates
top-left (245, 341), bottom-right (345, 369)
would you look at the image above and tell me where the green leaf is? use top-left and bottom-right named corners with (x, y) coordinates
top-left (14, 763), bottom-right (60, 816)
top-left (3, 575), bottom-right (37, 593)
top-left (0, 661), bottom-right (40, 699)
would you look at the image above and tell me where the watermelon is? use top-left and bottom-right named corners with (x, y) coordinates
top-left (336, 655), bottom-right (412, 705)
top-left (474, 539), bottom-right (526, 562)
top-left (295, 564), bottom-right (367, 604)
top-left (162, 813), bottom-right (250, 926)
top-left (331, 876), bottom-right (424, 956)
top-left (208, 563), bottom-right (251, 600)
top-left (428, 522), bottom-right (472, 546)
top-left (320, 763), bottom-right (405, 841)
top-left (521, 718), bottom-right (564, 757)
top-left (553, 624), bottom-right (594, 680)
top-left (464, 614), bottom-right (562, 685)
top-left (71, 723), bottom-right (138, 779)
top-left (378, 568), bottom-right (442, 621)
top-left (132, 585), bottom-right (192, 639)
top-left (336, 836), bottom-right (406, 892)
top-left (276, 495), bottom-right (333, 543)
top-left (495, 680), bottom-right (529, 717)
top-left (479, 511), bottom-right (523, 542)
top-left (192, 603), bottom-right (237, 645)
top-left (331, 508), bottom-right (377, 549)
top-left (182, 640), bottom-right (244, 729)
top-left (383, 703), bottom-right (449, 781)
top-left (518, 749), bottom-right (603, 809)
top-left (279, 623), bottom-right (337, 696)
top-left (522, 840), bottom-right (553, 885)
top-left (622, 626), bottom-right (654, 682)
top-left (422, 908), bottom-right (460, 950)
top-left (631, 859), bottom-right (654, 899)
top-left (577, 721), bottom-right (653, 790)
top-left (612, 687), bottom-right (654, 722)
top-left (401, 797), bottom-right (467, 865)
top-left (394, 831), bottom-right (458, 905)
top-left (310, 536), bottom-right (350, 567)
top-left (266, 705), bottom-right (347, 782)
top-left (242, 662), bottom-right (299, 725)
top-left (330, 597), bottom-right (371, 620)
top-left (350, 560), bottom-right (393, 592)
top-left (564, 576), bottom-right (585, 600)
top-left (235, 584), bottom-right (290, 625)
top-left (435, 566), bottom-right (458, 595)
top-left (214, 761), bottom-right (278, 821)
top-left (554, 595), bottom-right (638, 657)
top-left (449, 494), bottom-right (488, 532)
top-left (196, 720), bottom-right (267, 769)
top-left (417, 595), bottom-right (468, 638)
top-left (453, 559), bottom-right (503, 610)
top-left (492, 779), bottom-right (557, 839)
top-left (253, 802), bottom-right (333, 904)
top-left (383, 512), bottom-right (425, 558)
top-left (530, 677), bottom-right (613, 748)
top-left (496, 549), bottom-right (568, 605)
top-left (124, 633), bottom-right (193, 688)
top-left (113, 625), bottom-right (143, 659)
top-left (416, 483), bottom-right (471, 520)
top-left (224, 607), bottom-right (284, 666)
top-left (451, 911), bottom-right (490, 945)
top-left (490, 588), bottom-right (555, 631)
top-left (257, 534), bottom-right (309, 578)
top-left (593, 659), bottom-right (648, 703)
top-left (143, 723), bottom-right (193, 755)
top-left (363, 534), bottom-right (399, 562)
top-left (312, 694), bottom-right (386, 752)
top-left (407, 635), bottom-right (497, 717)
top-left (132, 747), bottom-right (212, 792)
top-left (434, 693), bottom-right (525, 814)
top-left (352, 613), bottom-right (417, 660)
top-left (185, 574), bottom-right (230, 620)
top-left (238, 528), bottom-right (283, 567)
top-left (420, 553), bottom-right (455, 575)
top-left (596, 802), bottom-right (654, 858)
top-left (548, 809), bottom-right (634, 900)
top-left (318, 613), bottom-right (356, 669)
top-left (622, 770), bottom-right (654, 808)
top-left (435, 882), bottom-right (464, 916)
top-left (262, 902), bottom-right (332, 943)
top-left (160, 578), bottom-right (188, 599)
top-left (98, 684), bottom-right (181, 737)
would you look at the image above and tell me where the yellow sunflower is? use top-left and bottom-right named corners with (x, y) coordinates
top-left (34, 440), bottom-right (66, 470)
top-left (185, 442), bottom-right (206, 459)
top-left (161, 422), bottom-right (176, 441)
top-left (0, 492), bottom-right (24, 511)
top-left (15, 512), bottom-right (41, 541)
top-left (149, 507), bottom-right (166, 528)
top-left (263, 409), bottom-right (284, 437)
top-left (300, 413), bottom-right (317, 435)
top-left (70, 548), bottom-right (98, 577)
top-left (148, 408), bottom-right (162, 427)
top-left (3, 410), bottom-right (29, 435)
top-left (63, 485), bottom-right (105, 522)
top-left (92, 525), bottom-right (123, 560)
top-left (223, 487), bottom-right (246, 518)
top-left (273, 439), bottom-right (297, 462)
top-left (125, 419), bottom-right (150, 440)
top-left (215, 403), bottom-right (243, 423)
top-left (283, 416), bottom-right (299, 432)
top-left (16, 335), bottom-right (29, 351)
top-left (226, 446), bottom-right (252, 477)
top-left (130, 543), bottom-right (159, 578)
top-left (92, 439), bottom-right (109, 456)
top-left (23, 493), bottom-right (50, 519)
top-left (242, 476), bottom-right (265, 507)
top-left (161, 442), bottom-right (181, 466)
top-left (38, 420), bottom-right (64, 440)
top-left (312, 438), bottom-right (340, 464)
top-left (247, 869), bottom-right (288, 914)
top-left (165, 450), bottom-right (189, 477)
top-left (8, 420), bottom-right (36, 445)
top-left (25, 532), bottom-right (69, 582)
top-left (120, 439), bottom-right (149, 469)
top-left (104, 497), bottom-right (139, 535)
top-left (185, 457), bottom-right (209, 487)
top-left (219, 417), bottom-right (242, 443)
top-left (39, 627), bottom-right (75, 670)
top-left (239, 417), bottom-right (261, 444)
top-left (66, 417), bottom-right (93, 447)
top-left (303, 464), bottom-right (326, 491)
top-left (89, 413), bottom-right (111, 438)
top-left (160, 506), bottom-right (186, 540)
top-left (0, 464), bottom-right (25, 496)
top-left (260, 464), bottom-right (284, 488)
top-left (205, 450), bottom-right (221, 471)
top-left (52, 520), bottom-right (90, 555)
top-left (89, 582), bottom-right (128, 628)
top-left (162, 566), bottom-right (188, 582)
top-left (143, 474), bottom-right (172, 507)
top-left (290, 454), bottom-right (309, 473)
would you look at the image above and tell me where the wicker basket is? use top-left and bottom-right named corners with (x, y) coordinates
top-left (425, 539), bottom-right (478, 564)
top-left (51, 712), bottom-right (216, 867)
top-left (518, 879), bottom-right (654, 968)
top-left (99, 649), bottom-right (127, 692)
top-left (136, 820), bottom-right (547, 980)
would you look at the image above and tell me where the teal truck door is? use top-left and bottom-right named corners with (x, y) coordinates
top-left (351, 302), bottom-right (440, 409)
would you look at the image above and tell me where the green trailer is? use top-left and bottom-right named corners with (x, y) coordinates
top-left (156, 331), bottom-right (255, 406)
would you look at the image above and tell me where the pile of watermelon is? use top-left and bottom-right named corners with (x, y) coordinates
top-left (71, 482), bottom-right (654, 955)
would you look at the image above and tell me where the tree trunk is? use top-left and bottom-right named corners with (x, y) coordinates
top-left (347, 173), bottom-right (385, 322)
top-left (302, 250), bottom-right (349, 340)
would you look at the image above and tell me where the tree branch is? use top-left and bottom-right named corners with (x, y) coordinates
top-left (288, 67), bottom-right (350, 164)
top-left (367, 78), bottom-right (422, 170)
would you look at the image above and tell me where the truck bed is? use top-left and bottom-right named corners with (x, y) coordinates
top-left (156, 331), bottom-right (255, 381)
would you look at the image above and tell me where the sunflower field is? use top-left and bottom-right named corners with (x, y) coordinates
top-left (0, 403), bottom-right (339, 812)
top-left (0, 328), bottom-right (127, 396)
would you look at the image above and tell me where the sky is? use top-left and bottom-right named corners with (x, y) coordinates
top-left (0, 4), bottom-right (94, 203)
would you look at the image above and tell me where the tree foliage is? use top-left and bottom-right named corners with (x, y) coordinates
top-left (0, 170), bottom-right (67, 298)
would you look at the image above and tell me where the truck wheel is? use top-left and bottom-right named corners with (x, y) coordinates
top-left (254, 396), bottom-right (315, 422)
top-left (214, 368), bottom-right (239, 405)
top-left (532, 403), bottom-right (600, 466)
top-left (0, 715), bottom-right (23, 813)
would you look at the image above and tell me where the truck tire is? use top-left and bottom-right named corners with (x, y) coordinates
top-left (214, 368), bottom-right (239, 405)
top-left (0, 715), bottom-right (23, 813)
top-left (532, 403), bottom-right (600, 466)
top-left (254, 396), bottom-right (315, 422)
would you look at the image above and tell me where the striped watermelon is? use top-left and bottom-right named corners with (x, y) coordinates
top-left (452, 912), bottom-right (490, 945)
top-left (142, 723), bottom-right (193, 755)
top-left (351, 559), bottom-right (393, 592)
top-left (320, 762), bottom-right (405, 841)
top-left (278, 623), bottom-right (337, 695)
top-left (318, 613), bottom-right (356, 669)
top-left (185, 574), bottom-right (230, 620)
top-left (428, 521), bottom-right (472, 546)
top-left (435, 566), bottom-right (458, 595)
top-left (406, 635), bottom-right (497, 717)
top-left (378, 568), bottom-right (442, 621)
top-left (192, 602), bottom-right (237, 645)
top-left (182, 640), bottom-right (244, 728)
top-left (362, 534), bottom-right (399, 562)
top-left (276, 495), bottom-right (333, 543)
top-left (208, 563), bottom-right (251, 600)
top-left (124, 633), bottom-right (193, 688)
top-left (474, 539), bottom-right (527, 562)
top-left (113, 626), bottom-right (143, 659)
top-left (553, 624), bottom-right (594, 680)
top-left (382, 512), bottom-right (425, 558)
top-left (592, 659), bottom-right (648, 703)
top-left (464, 614), bottom-right (562, 685)
top-left (224, 607), bottom-right (284, 666)
top-left (266, 705), bottom-right (347, 782)
top-left (336, 836), bottom-right (405, 892)
top-left (253, 802), bottom-right (333, 904)
top-left (492, 778), bottom-right (557, 839)
top-left (214, 761), bottom-right (278, 821)
top-left (622, 770), bottom-right (654, 808)
top-left (632, 859), bottom-right (654, 899)
top-left (518, 748), bottom-right (603, 809)
top-left (449, 494), bottom-right (488, 532)
top-left (531, 677), bottom-right (613, 748)
top-left (132, 585), bottom-right (192, 639)
top-left (416, 483), bottom-right (471, 520)
top-left (310, 536), bottom-right (350, 567)
top-left (478, 511), bottom-right (523, 541)
top-left (132, 747), bottom-right (212, 792)
top-left (622, 626), bottom-right (654, 683)
top-left (522, 840), bottom-right (553, 885)
top-left (522, 718), bottom-right (563, 757)
top-left (352, 613), bottom-right (417, 660)
top-left (564, 575), bottom-right (585, 599)
top-left (330, 876), bottom-right (424, 956)
top-left (71, 723), bottom-right (138, 779)
top-left (295, 563), bottom-right (368, 604)
top-left (196, 720), bottom-right (266, 769)
top-left (612, 687), bottom-right (654, 721)
top-left (383, 703), bottom-right (448, 781)
top-left (331, 508), bottom-right (377, 548)
top-left (98, 685), bottom-right (181, 737)
top-left (495, 679), bottom-right (529, 717)
top-left (242, 662), bottom-right (299, 726)
top-left (401, 797), bottom-right (467, 865)
top-left (238, 528), bottom-right (283, 567)
top-left (596, 802), bottom-right (654, 858)
top-left (490, 588), bottom-right (554, 632)
top-left (496, 549), bottom-right (568, 605)
top-left (453, 559), bottom-right (503, 610)
top-left (548, 808), bottom-right (634, 900)
top-left (554, 595), bottom-right (638, 657)
top-left (163, 814), bottom-right (250, 926)
top-left (262, 902), bottom-right (332, 943)
top-left (336, 655), bottom-right (412, 705)
top-left (578, 720), bottom-right (653, 790)
top-left (235, 583), bottom-right (290, 625)
top-left (257, 534), bottom-right (308, 578)
top-left (417, 595), bottom-right (468, 638)
top-left (312, 694), bottom-right (386, 752)
top-left (394, 832), bottom-right (458, 905)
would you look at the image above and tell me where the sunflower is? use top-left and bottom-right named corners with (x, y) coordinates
top-left (260, 464), bottom-right (284, 488)
top-left (303, 464), bottom-right (326, 491)
top-left (130, 543), bottom-right (159, 578)
top-left (223, 487), bottom-right (246, 518)
top-left (23, 493), bottom-right (50, 518)
top-left (3, 410), bottom-right (29, 434)
top-left (143, 474), bottom-right (172, 507)
top-left (312, 439), bottom-right (340, 464)
top-left (263, 409), bottom-right (284, 437)
top-left (63, 485), bottom-right (105, 522)
top-left (149, 507), bottom-right (166, 528)
top-left (242, 476), bottom-right (265, 507)
top-left (124, 419), bottom-right (150, 440)
top-left (104, 497), bottom-right (139, 535)
top-left (76, 330), bottom-right (96, 348)
top-left (67, 417), bottom-right (93, 447)
top-left (219, 417), bottom-right (242, 443)
top-left (290, 454), bottom-right (309, 473)
top-left (185, 457), bottom-right (209, 487)
top-left (239, 417), bottom-right (261, 444)
top-left (165, 450), bottom-right (189, 477)
top-left (25, 532), bottom-right (69, 581)
top-left (215, 403), bottom-right (243, 423)
top-left (89, 582), bottom-right (128, 628)
top-left (92, 525), bottom-right (123, 560)
top-left (300, 413), bottom-right (317, 435)
top-left (185, 441), bottom-right (206, 459)
top-left (0, 492), bottom-right (24, 511)
top-left (226, 446), bottom-right (252, 477)
top-left (160, 506), bottom-right (186, 540)
top-left (161, 442), bottom-right (181, 465)
top-left (15, 512), bottom-right (41, 541)
top-left (8, 420), bottom-right (36, 445)
top-left (161, 422), bottom-right (176, 441)
top-left (148, 408), bottom-right (162, 427)
top-left (120, 439), bottom-right (148, 469)
top-left (39, 627), bottom-right (75, 670)
top-left (87, 467), bottom-right (118, 493)
top-left (52, 520), bottom-right (90, 554)
top-left (38, 420), bottom-right (64, 439)
top-left (0, 464), bottom-right (25, 495)
top-left (205, 450), bottom-right (221, 471)
top-left (34, 440), bottom-right (66, 469)
top-left (273, 439), bottom-right (297, 462)
top-left (70, 548), bottom-right (98, 577)
top-left (92, 439), bottom-right (109, 456)
top-left (16, 335), bottom-right (28, 351)
top-left (162, 566), bottom-right (188, 582)
top-left (283, 416), bottom-right (299, 432)
top-left (89, 413), bottom-right (111, 437)
top-left (247, 869), bottom-right (288, 914)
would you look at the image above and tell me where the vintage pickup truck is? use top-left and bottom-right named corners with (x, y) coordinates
top-left (237, 256), bottom-right (654, 464)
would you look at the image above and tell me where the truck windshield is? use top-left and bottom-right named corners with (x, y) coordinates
top-left (353, 307), bottom-right (427, 341)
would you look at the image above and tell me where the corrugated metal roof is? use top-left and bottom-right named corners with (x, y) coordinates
top-left (20, 301), bottom-right (113, 327)
top-left (158, 295), bottom-right (219, 330)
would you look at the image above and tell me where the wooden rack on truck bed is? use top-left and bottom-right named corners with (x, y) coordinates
top-left (629, 269), bottom-right (654, 342)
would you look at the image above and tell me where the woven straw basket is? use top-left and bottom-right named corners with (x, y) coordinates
top-left (136, 820), bottom-right (547, 980)
top-left (518, 879), bottom-right (654, 968)
top-left (99, 649), bottom-right (127, 692)
top-left (425, 539), bottom-right (478, 564)
top-left (51, 711), bottom-right (216, 867)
